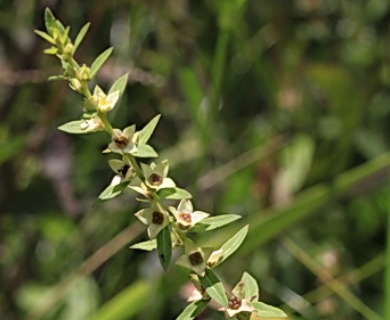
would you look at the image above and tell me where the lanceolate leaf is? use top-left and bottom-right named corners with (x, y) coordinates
top-left (90, 47), bottom-right (113, 78)
top-left (97, 180), bottom-right (130, 202)
top-left (130, 239), bottom-right (157, 251)
top-left (199, 268), bottom-right (228, 308)
top-left (34, 30), bottom-right (55, 44)
top-left (217, 225), bottom-right (249, 266)
top-left (74, 22), bottom-right (90, 52)
top-left (251, 302), bottom-right (288, 318)
top-left (157, 225), bottom-right (172, 271)
top-left (44, 8), bottom-right (56, 35)
top-left (58, 120), bottom-right (89, 134)
top-left (109, 73), bottom-right (128, 96)
top-left (132, 145), bottom-right (158, 158)
top-left (176, 299), bottom-right (210, 320)
top-left (138, 114), bottom-right (161, 145)
top-left (191, 214), bottom-right (241, 232)
top-left (157, 187), bottom-right (192, 200)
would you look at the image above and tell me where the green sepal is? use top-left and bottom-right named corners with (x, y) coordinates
top-left (109, 73), bottom-right (128, 97)
top-left (73, 22), bottom-right (90, 53)
top-left (57, 120), bottom-right (90, 134)
top-left (157, 187), bottom-right (192, 200)
top-left (132, 144), bottom-right (158, 158)
top-left (97, 180), bottom-right (130, 201)
top-left (199, 268), bottom-right (228, 308)
top-left (130, 239), bottom-right (157, 251)
top-left (138, 114), bottom-right (161, 145)
top-left (90, 47), bottom-right (113, 78)
top-left (156, 225), bottom-right (172, 271)
top-left (216, 225), bottom-right (249, 267)
top-left (176, 299), bottom-right (210, 320)
top-left (191, 214), bottom-right (241, 232)
top-left (241, 272), bottom-right (259, 302)
top-left (34, 30), bottom-right (55, 44)
top-left (251, 302), bottom-right (288, 318)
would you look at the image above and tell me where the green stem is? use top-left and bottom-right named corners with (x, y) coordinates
top-left (97, 111), bottom-right (114, 135)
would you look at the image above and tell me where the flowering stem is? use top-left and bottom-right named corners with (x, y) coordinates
top-left (97, 111), bottom-right (114, 135)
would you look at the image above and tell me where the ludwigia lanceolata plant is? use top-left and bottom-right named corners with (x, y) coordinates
top-left (36, 8), bottom-right (288, 320)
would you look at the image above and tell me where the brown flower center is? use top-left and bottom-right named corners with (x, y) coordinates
top-left (152, 211), bottom-right (164, 225)
top-left (189, 252), bottom-right (204, 265)
top-left (179, 212), bottom-right (192, 223)
top-left (148, 173), bottom-right (163, 186)
top-left (118, 164), bottom-right (130, 177)
top-left (113, 135), bottom-right (129, 149)
top-left (228, 295), bottom-right (242, 310)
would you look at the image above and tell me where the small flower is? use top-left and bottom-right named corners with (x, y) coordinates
top-left (105, 126), bottom-right (137, 154)
top-left (170, 199), bottom-right (209, 231)
top-left (107, 157), bottom-right (135, 186)
top-left (141, 160), bottom-right (175, 190)
top-left (176, 239), bottom-right (213, 276)
top-left (91, 85), bottom-right (120, 113)
top-left (135, 204), bottom-right (169, 239)
top-left (220, 279), bottom-right (254, 318)
top-left (80, 115), bottom-right (104, 132)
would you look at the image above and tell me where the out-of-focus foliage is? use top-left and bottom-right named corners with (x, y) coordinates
top-left (0, 1), bottom-right (389, 319)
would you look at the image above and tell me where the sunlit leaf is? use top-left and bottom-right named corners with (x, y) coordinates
top-left (176, 299), bottom-right (210, 320)
top-left (58, 120), bottom-right (90, 134)
top-left (138, 114), bottom-right (161, 145)
top-left (74, 22), bottom-right (90, 52)
top-left (191, 214), bottom-right (241, 232)
top-left (34, 30), bottom-right (55, 44)
top-left (97, 181), bottom-right (130, 202)
top-left (90, 47), bottom-right (113, 78)
top-left (130, 240), bottom-right (156, 251)
top-left (132, 145), bottom-right (158, 158)
top-left (217, 225), bottom-right (249, 266)
top-left (199, 268), bottom-right (228, 307)
top-left (251, 302), bottom-right (288, 318)
top-left (157, 187), bottom-right (192, 200)
top-left (109, 73), bottom-right (128, 96)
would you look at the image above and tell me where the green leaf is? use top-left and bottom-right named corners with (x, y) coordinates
top-left (44, 8), bottom-right (56, 35)
top-left (176, 299), bottom-right (210, 320)
top-left (97, 181), bottom-right (130, 202)
top-left (138, 114), bottom-right (161, 145)
top-left (57, 120), bottom-right (90, 134)
top-left (132, 145), bottom-right (158, 158)
top-left (199, 268), bottom-right (228, 308)
top-left (252, 302), bottom-right (288, 318)
top-left (157, 187), bottom-right (192, 200)
top-left (191, 214), bottom-right (241, 232)
top-left (130, 239), bottom-right (156, 251)
top-left (48, 74), bottom-right (67, 81)
top-left (34, 30), bottom-right (55, 44)
top-left (90, 47), bottom-right (113, 78)
top-left (109, 73), bottom-right (128, 96)
top-left (74, 22), bottom-right (90, 52)
top-left (217, 225), bottom-right (249, 266)
top-left (241, 272), bottom-right (259, 302)
top-left (157, 225), bottom-right (172, 271)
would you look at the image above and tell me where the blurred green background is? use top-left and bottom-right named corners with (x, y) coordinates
top-left (0, 1), bottom-right (389, 319)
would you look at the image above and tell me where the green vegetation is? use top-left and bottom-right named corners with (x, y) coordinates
top-left (0, 2), bottom-right (389, 319)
